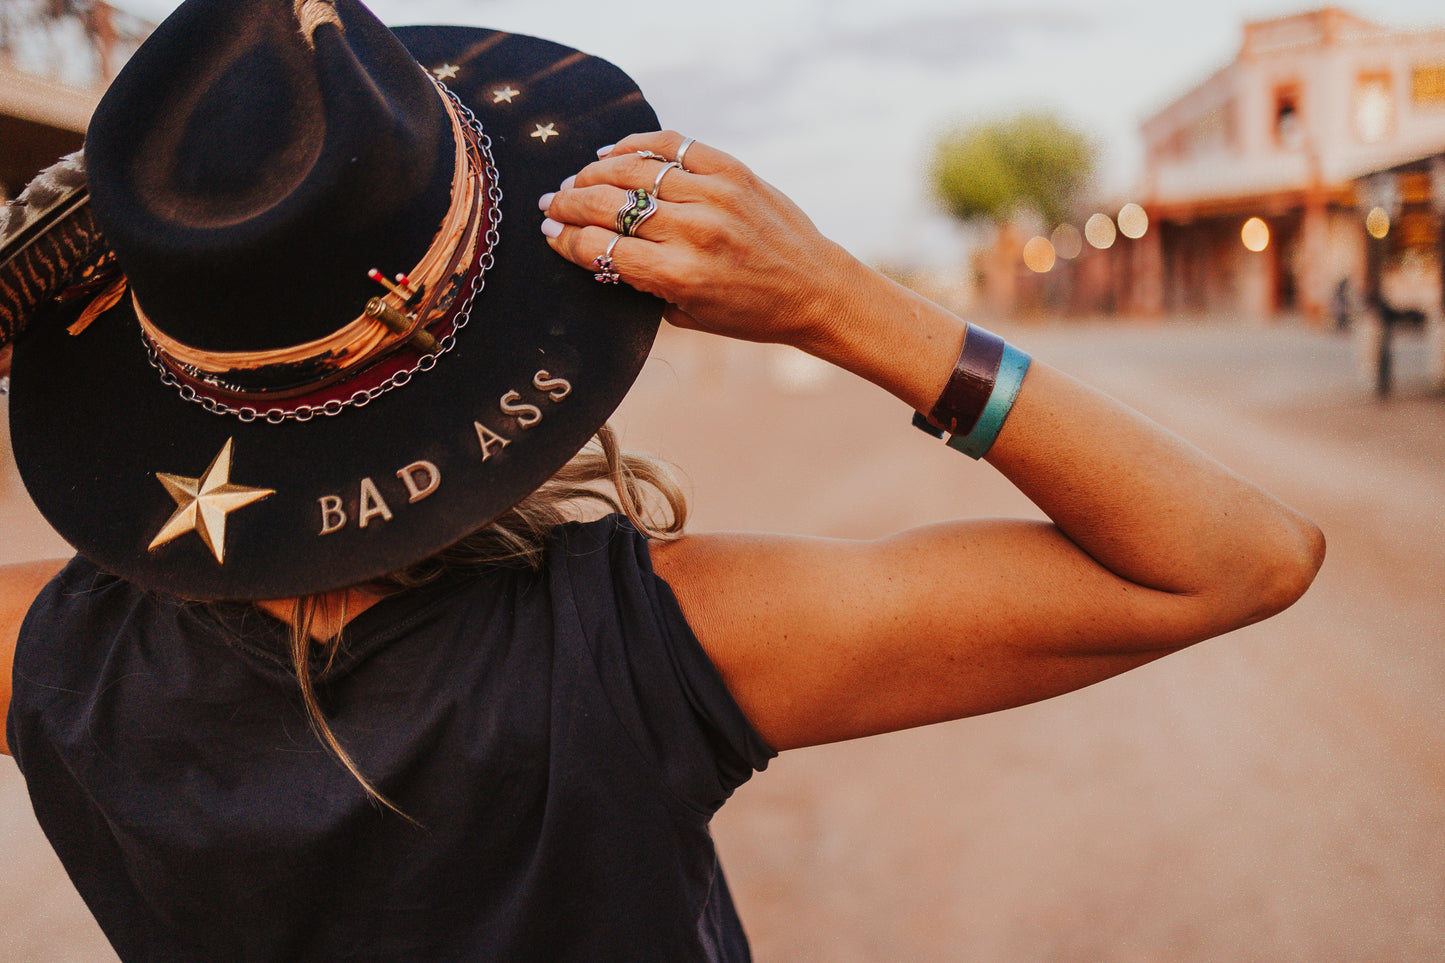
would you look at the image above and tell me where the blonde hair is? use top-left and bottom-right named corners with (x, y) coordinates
top-left (284, 423), bottom-right (688, 819)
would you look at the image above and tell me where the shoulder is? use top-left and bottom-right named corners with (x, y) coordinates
top-left (2, 555), bottom-right (102, 648)
top-left (545, 513), bottom-right (657, 583)
top-left (15, 555), bottom-right (151, 630)
top-left (647, 529), bottom-right (870, 631)
top-left (546, 518), bottom-right (776, 799)
top-left (645, 529), bottom-right (884, 749)
top-left (7, 556), bottom-right (162, 678)
top-left (548, 512), bottom-right (641, 551)
top-left (1, 555), bottom-right (101, 753)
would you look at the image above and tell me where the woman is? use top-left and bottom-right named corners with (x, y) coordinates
top-left (0, 0), bottom-right (1323, 959)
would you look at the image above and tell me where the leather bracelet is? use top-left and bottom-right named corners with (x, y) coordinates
top-left (947, 342), bottom-right (1030, 459)
top-left (914, 324), bottom-right (1005, 437)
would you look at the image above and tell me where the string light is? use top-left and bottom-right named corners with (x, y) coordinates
top-left (1085, 213), bottom-right (1117, 249)
top-left (1023, 236), bottom-right (1057, 273)
top-left (1117, 203), bottom-right (1149, 239)
top-left (1051, 223), bottom-right (1083, 260)
top-left (1365, 207), bottom-right (1390, 239)
top-left (1241, 217), bottom-right (1270, 252)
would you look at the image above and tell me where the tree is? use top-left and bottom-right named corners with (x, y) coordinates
top-left (930, 112), bottom-right (1096, 229)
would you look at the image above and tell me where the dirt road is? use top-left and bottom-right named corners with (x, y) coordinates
top-left (3, 319), bottom-right (1441, 961)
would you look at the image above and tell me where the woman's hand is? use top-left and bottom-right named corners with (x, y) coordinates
top-left (540, 131), bottom-right (968, 414)
top-left (539, 131), bottom-right (862, 354)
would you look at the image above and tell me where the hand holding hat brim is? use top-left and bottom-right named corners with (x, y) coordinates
top-left (540, 131), bottom-right (861, 355)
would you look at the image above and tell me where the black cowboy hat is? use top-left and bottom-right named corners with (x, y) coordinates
top-left (5, 0), bottom-right (663, 600)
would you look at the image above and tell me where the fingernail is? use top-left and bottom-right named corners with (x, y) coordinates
top-left (596, 143), bottom-right (616, 158)
top-left (541, 218), bottom-right (563, 238)
top-left (538, 192), bottom-right (555, 212)
top-left (560, 175), bottom-right (576, 191)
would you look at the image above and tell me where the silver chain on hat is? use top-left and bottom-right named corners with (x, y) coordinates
top-left (145, 83), bottom-right (504, 425)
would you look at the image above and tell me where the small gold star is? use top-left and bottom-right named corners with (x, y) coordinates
top-left (147, 438), bottom-right (274, 564)
top-left (492, 86), bottom-right (519, 104)
top-left (531, 122), bottom-right (559, 143)
top-left (432, 63), bottom-right (459, 80)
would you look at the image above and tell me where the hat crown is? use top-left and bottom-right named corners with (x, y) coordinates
top-left (86, 0), bottom-right (456, 352)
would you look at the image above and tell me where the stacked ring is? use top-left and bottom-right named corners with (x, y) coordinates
top-left (592, 235), bottom-right (622, 284)
top-left (651, 161), bottom-right (682, 199)
top-left (615, 189), bottom-right (658, 237)
top-left (675, 136), bottom-right (696, 171)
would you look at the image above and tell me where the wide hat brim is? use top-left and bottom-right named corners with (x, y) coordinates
top-left (10, 25), bottom-right (663, 601)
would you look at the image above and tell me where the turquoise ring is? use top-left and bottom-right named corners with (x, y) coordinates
top-left (615, 189), bottom-right (658, 237)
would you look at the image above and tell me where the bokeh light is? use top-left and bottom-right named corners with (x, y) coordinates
top-left (1365, 206), bottom-right (1391, 239)
top-left (1117, 203), bottom-right (1149, 239)
top-left (1241, 217), bottom-right (1270, 252)
top-left (1050, 223), bottom-right (1083, 260)
top-left (1023, 236), bottom-right (1057, 273)
top-left (1084, 213), bottom-right (1117, 249)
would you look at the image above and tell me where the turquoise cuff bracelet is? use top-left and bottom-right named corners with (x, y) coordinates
top-left (914, 324), bottom-right (1030, 459)
top-left (947, 342), bottom-right (1030, 459)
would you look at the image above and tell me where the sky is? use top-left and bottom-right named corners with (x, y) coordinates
top-left (115, 0), bottom-right (1445, 267)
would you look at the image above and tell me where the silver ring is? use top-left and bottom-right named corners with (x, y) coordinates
top-left (675, 136), bottom-right (697, 171)
top-left (615, 188), bottom-right (658, 237)
top-left (0, 375), bottom-right (9, 397)
top-left (593, 234), bottom-right (623, 284)
top-left (635, 150), bottom-right (669, 162)
top-left (651, 161), bottom-right (682, 199)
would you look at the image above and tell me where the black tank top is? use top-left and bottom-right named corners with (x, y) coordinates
top-left (9, 515), bottom-right (773, 961)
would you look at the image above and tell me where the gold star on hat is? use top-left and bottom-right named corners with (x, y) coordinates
top-left (531, 122), bottom-right (558, 143)
top-left (492, 86), bottom-right (518, 104)
top-left (432, 63), bottom-right (458, 80)
top-left (147, 438), bottom-right (274, 564)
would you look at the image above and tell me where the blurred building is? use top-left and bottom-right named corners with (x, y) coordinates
top-left (0, 1), bottom-right (152, 199)
top-left (1350, 150), bottom-right (1445, 391)
top-left (1355, 152), bottom-right (1445, 310)
top-left (1136, 7), bottom-right (1445, 322)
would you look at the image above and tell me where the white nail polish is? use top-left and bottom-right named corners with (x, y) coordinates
top-left (541, 218), bottom-right (563, 238)
top-left (560, 175), bottom-right (576, 191)
top-left (538, 192), bottom-right (555, 211)
top-left (595, 143), bottom-right (616, 157)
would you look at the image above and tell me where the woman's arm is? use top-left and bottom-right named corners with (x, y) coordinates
top-left (541, 133), bottom-right (1324, 751)
top-left (648, 360), bottom-right (1322, 750)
